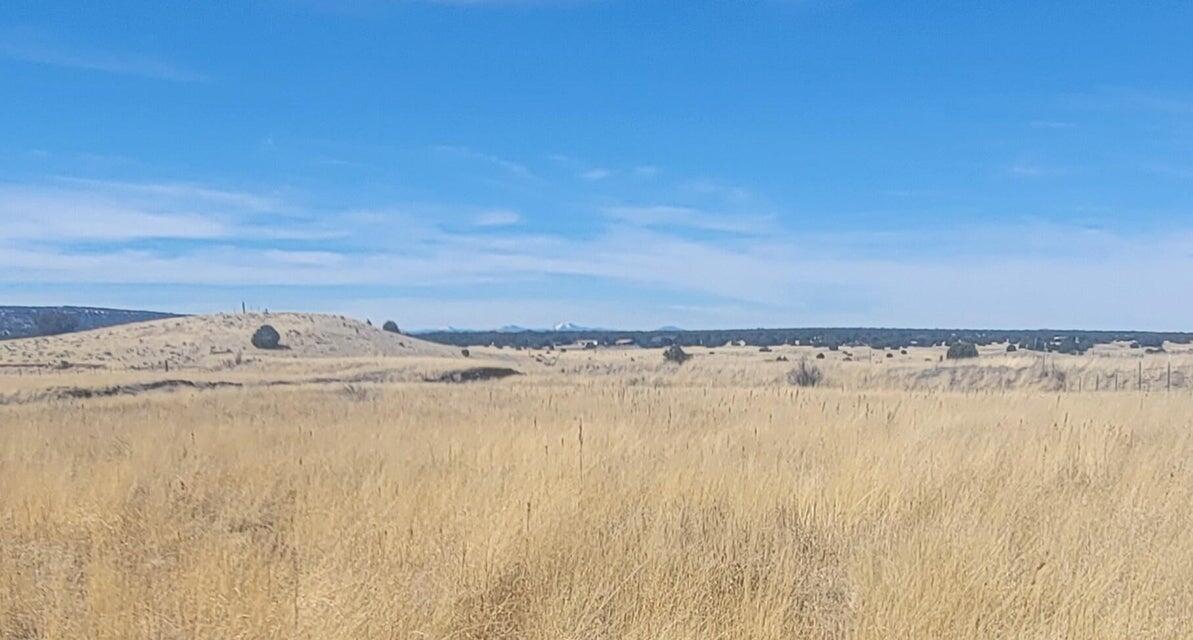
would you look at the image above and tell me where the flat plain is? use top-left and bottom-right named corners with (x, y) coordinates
top-left (3, 314), bottom-right (1193, 639)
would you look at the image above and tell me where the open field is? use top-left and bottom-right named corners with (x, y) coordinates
top-left (3, 316), bottom-right (1193, 638)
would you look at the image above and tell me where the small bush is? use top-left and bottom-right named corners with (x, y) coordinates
top-left (461, 348), bottom-right (471, 358)
top-left (815, 353), bottom-right (826, 360)
top-left (341, 384), bottom-right (373, 402)
top-left (787, 359), bottom-right (824, 387)
top-left (663, 345), bottom-right (691, 364)
top-left (382, 320), bottom-right (400, 334)
top-left (1006, 344), bottom-right (1018, 353)
top-left (946, 342), bottom-right (979, 360)
top-left (250, 325), bottom-right (281, 350)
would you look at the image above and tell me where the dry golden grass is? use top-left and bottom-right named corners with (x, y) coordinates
top-left (4, 355), bottom-right (1193, 638)
top-left (4, 315), bottom-right (1193, 638)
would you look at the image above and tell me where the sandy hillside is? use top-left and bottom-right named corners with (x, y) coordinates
top-left (0, 312), bottom-right (461, 370)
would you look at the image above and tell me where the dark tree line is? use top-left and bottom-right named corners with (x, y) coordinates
top-left (0, 306), bottom-right (178, 340)
top-left (33, 310), bottom-right (79, 336)
top-left (417, 327), bottom-right (1193, 354)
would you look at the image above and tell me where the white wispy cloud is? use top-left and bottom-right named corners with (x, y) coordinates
top-left (261, 250), bottom-right (347, 267)
top-left (678, 180), bottom-right (753, 203)
top-left (7, 174), bottom-right (1193, 329)
top-left (56, 178), bottom-right (283, 212)
top-left (0, 184), bottom-right (230, 241)
top-left (473, 209), bottom-right (522, 226)
top-left (579, 168), bottom-right (612, 181)
top-left (602, 205), bottom-right (773, 234)
top-left (7, 219), bottom-right (1193, 329)
top-left (0, 29), bottom-right (205, 82)
top-left (545, 153), bottom-right (658, 182)
top-left (1008, 162), bottom-right (1069, 178)
top-left (432, 145), bottom-right (539, 180)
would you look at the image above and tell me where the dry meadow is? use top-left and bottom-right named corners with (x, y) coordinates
top-left (3, 315), bottom-right (1193, 638)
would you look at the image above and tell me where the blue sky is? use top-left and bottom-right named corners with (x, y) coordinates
top-left (2, 1), bottom-right (1193, 330)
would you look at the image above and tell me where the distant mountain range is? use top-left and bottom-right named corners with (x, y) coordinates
top-left (0, 306), bottom-right (179, 340)
top-left (417, 322), bottom-right (609, 333)
top-left (553, 322), bottom-right (595, 332)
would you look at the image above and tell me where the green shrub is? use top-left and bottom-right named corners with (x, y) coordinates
top-left (251, 325), bottom-right (281, 350)
top-left (663, 345), bottom-right (691, 364)
top-left (787, 359), bottom-right (823, 387)
top-left (946, 342), bottom-right (979, 359)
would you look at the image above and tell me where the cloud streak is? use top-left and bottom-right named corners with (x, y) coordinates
top-left (0, 184), bottom-right (230, 241)
top-left (473, 209), bottom-right (522, 226)
top-left (432, 145), bottom-right (539, 181)
top-left (602, 205), bottom-right (774, 234)
top-left (5, 176), bottom-right (1193, 329)
top-left (0, 29), bottom-right (205, 82)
